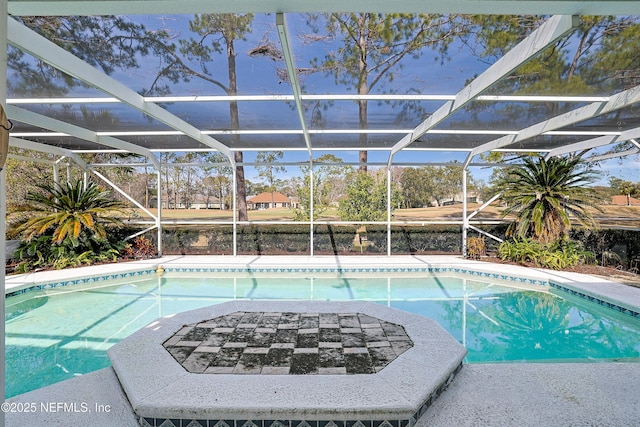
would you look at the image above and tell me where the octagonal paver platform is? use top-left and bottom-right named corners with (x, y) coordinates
top-left (163, 311), bottom-right (414, 375)
top-left (108, 301), bottom-right (467, 427)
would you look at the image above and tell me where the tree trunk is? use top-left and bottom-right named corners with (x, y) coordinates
top-left (358, 98), bottom-right (368, 173)
top-left (227, 36), bottom-right (248, 221)
top-left (357, 14), bottom-right (369, 173)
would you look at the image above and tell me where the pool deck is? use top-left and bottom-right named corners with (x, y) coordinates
top-left (5, 255), bottom-right (640, 426)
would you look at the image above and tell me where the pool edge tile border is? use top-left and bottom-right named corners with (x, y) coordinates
top-left (6, 255), bottom-right (640, 320)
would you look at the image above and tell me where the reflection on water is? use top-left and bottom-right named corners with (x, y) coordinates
top-left (5, 273), bottom-right (640, 397)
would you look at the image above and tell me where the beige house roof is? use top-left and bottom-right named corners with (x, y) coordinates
top-left (248, 192), bottom-right (293, 204)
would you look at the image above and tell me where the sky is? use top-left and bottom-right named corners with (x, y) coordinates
top-left (8, 13), bottom-right (640, 187)
top-left (128, 14), bottom-right (640, 185)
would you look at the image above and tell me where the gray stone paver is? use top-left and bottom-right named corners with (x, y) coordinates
top-left (163, 311), bottom-right (414, 375)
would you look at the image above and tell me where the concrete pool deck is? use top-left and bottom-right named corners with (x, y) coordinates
top-left (5, 255), bottom-right (640, 426)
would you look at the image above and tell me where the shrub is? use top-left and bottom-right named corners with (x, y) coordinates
top-left (121, 236), bottom-right (157, 259)
top-left (13, 231), bottom-right (124, 272)
top-left (467, 237), bottom-right (486, 259)
top-left (497, 237), bottom-right (594, 270)
top-left (390, 226), bottom-right (462, 254)
top-left (313, 225), bottom-right (356, 254)
top-left (11, 180), bottom-right (127, 272)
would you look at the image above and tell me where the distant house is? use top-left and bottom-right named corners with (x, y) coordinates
top-left (153, 195), bottom-right (225, 209)
top-left (612, 195), bottom-right (640, 206)
top-left (247, 192), bottom-right (296, 209)
top-left (435, 191), bottom-right (481, 207)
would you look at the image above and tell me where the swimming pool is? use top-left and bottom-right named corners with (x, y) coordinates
top-left (6, 270), bottom-right (640, 397)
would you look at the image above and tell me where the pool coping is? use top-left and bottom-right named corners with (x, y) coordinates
top-left (6, 255), bottom-right (640, 319)
top-left (108, 301), bottom-right (467, 426)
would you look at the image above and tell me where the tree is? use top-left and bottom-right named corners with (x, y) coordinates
top-left (463, 16), bottom-right (640, 95)
top-left (429, 165), bottom-right (464, 206)
top-left (5, 149), bottom-right (55, 214)
top-left (11, 180), bottom-right (127, 270)
top-left (10, 16), bottom-right (153, 96)
top-left (174, 152), bottom-right (200, 209)
top-left (461, 15), bottom-right (640, 159)
top-left (400, 164), bottom-right (463, 207)
top-left (145, 14), bottom-right (254, 220)
top-left (308, 13), bottom-right (463, 171)
top-left (338, 170), bottom-right (402, 221)
top-left (202, 152), bottom-right (234, 209)
top-left (255, 151), bottom-right (287, 206)
top-left (400, 167), bottom-right (432, 208)
top-left (293, 154), bottom-right (353, 221)
top-left (496, 155), bottom-right (602, 243)
top-left (609, 177), bottom-right (640, 206)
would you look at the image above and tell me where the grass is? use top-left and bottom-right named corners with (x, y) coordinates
top-left (126, 204), bottom-right (640, 227)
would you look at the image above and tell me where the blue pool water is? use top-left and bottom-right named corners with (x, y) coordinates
top-left (6, 271), bottom-right (640, 397)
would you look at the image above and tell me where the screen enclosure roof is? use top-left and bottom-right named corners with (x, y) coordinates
top-left (4, 0), bottom-right (640, 169)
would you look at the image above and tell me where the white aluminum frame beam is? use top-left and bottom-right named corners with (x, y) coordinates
top-left (466, 83), bottom-right (640, 164)
top-left (275, 12), bottom-right (315, 255)
top-left (7, 94), bottom-right (611, 104)
top-left (8, 0), bottom-right (640, 17)
top-left (7, 17), bottom-right (235, 167)
top-left (7, 105), bottom-right (160, 169)
top-left (586, 148), bottom-right (640, 163)
top-left (92, 170), bottom-right (157, 220)
top-left (10, 128), bottom-right (619, 138)
top-left (276, 13), bottom-right (312, 157)
top-left (546, 127), bottom-right (640, 158)
top-left (0, 0), bottom-right (5, 416)
top-left (388, 15), bottom-right (578, 166)
top-left (9, 136), bottom-right (89, 169)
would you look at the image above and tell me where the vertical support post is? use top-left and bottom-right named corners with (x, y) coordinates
top-left (157, 169), bottom-right (163, 257)
top-left (1, 3), bottom-right (8, 422)
top-left (310, 165), bottom-right (314, 256)
top-left (462, 168), bottom-right (468, 257)
top-left (387, 168), bottom-right (392, 256)
top-left (0, 172), bottom-right (4, 427)
top-left (83, 169), bottom-right (88, 190)
top-left (232, 162), bottom-right (237, 256)
top-left (462, 278), bottom-right (467, 347)
top-left (53, 162), bottom-right (60, 188)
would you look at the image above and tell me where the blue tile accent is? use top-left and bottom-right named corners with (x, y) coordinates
top-left (550, 282), bottom-right (640, 319)
top-left (10, 266), bottom-right (638, 322)
top-left (157, 419), bottom-right (180, 427)
top-left (139, 417), bottom-right (155, 427)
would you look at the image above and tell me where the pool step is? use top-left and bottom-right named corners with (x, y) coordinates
top-left (108, 301), bottom-right (467, 427)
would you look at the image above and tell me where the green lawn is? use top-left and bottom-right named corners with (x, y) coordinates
top-left (127, 204), bottom-right (640, 227)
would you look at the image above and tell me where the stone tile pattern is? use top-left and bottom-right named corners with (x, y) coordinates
top-left (163, 311), bottom-right (414, 375)
top-left (138, 417), bottom-right (420, 427)
top-left (138, 417), bottom-right (421, 427)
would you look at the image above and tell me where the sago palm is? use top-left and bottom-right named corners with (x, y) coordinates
top-left (15, 180), bottom-right (126, 245)
top-left (496, 155), bottom-right (602, 243)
